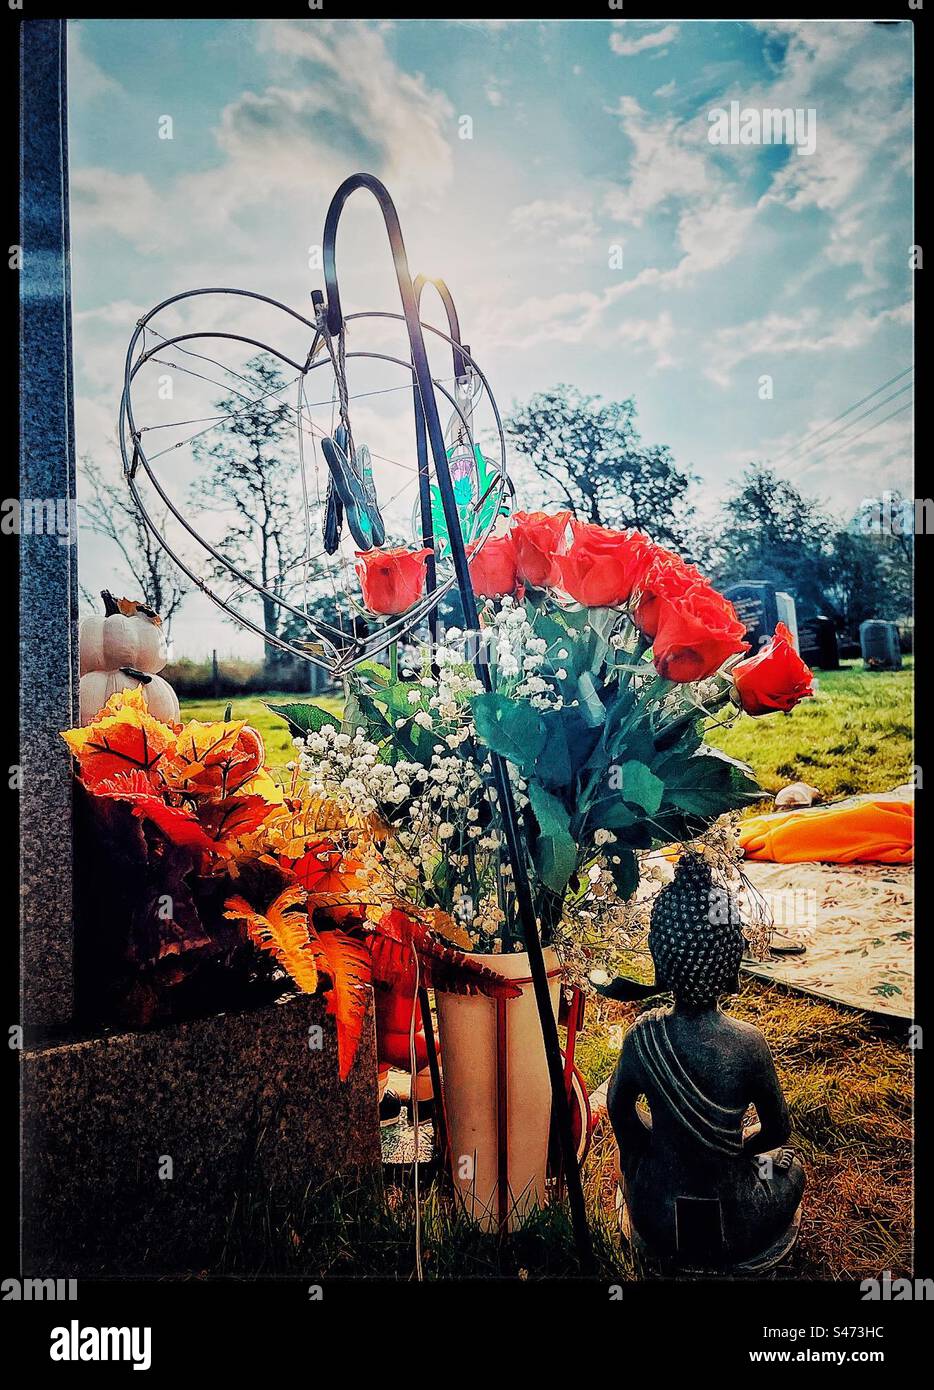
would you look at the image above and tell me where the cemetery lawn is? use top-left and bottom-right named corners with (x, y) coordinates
top-left (188, 658), bottom-right (913, 1281)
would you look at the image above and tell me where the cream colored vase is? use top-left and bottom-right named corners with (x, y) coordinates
top-left (435, 947), bottom-right (561, 1232)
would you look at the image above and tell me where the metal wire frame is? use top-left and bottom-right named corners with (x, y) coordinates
top-left (412, 274), bottom-right (471, 650)
top-left (119, 298), bottom-right (508, 675)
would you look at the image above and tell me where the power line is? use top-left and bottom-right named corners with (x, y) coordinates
top-left (800, 400), bottom-right (913, 468)
top-left (795, 381), bottom-right (914, 465)
top-left (767, 365), bottom-right (913, 465)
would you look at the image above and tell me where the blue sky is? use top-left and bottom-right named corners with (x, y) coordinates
top-left (68, 18), bottom-right (913, 657)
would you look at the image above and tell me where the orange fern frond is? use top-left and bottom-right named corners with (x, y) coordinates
top-left (223, 886), bottom-right (319, 994)
top-left (311, 929), bottom-right (373, 1081)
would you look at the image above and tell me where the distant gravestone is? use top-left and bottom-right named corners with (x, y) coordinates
top-left (723, 582), bottom-right (777, 652)
top-left (798, 615), bottom-right (839, 670)
top-left (860, 620), bottom-right (902, 671)
top-left (723, 581), bottom-right (800, 652)
top-left (774, 591), bottom-right (799, 650)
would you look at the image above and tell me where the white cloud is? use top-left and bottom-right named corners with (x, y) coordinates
top-left (68, 24), bottom-right (122, 102)
top-left (508, 198), bottom-right (598, 252)
top-left (702, 300), bottom-right (913, 388)
top-left (604, 96), bottom-right (712, 225)
top-left (609, 25), bottom-right (679, 58)
top-left (70, 19), bottom-right (455, 253)
top-left (69, 169), bottom-right (163, 251)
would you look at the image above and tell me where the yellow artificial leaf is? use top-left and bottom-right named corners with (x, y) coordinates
top-left (62, 686), bottom-right (177, 787)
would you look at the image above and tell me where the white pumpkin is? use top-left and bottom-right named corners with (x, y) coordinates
top-left (79, 668), bottom-right (180, 726)
top-left (79, 591), bottom-right (168, 675)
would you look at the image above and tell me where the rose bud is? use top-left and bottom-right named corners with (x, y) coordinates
top-left (633, 549), bottom-right (709, 639)
top-left (651, 587), bottom-right (749, 682)
top-left (355, 546), bottom-right (431, 615)
top-left (555, 521), bottom-right (653, 607)
top-left (468, 534), bottom-right (518, 598)
top-left (509, 510), bottom-right (571, 588)
top-left (732, 621), bottom-right (815, 715)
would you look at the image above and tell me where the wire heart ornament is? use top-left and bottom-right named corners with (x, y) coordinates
top-left (119, 186), bottom-right (511, 677)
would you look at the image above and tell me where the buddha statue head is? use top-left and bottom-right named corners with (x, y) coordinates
top-left (648, 851), bottom-right (745, 1009)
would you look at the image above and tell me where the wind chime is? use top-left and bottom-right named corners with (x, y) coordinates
top-left (118, 172), bottom-right (594, 1266)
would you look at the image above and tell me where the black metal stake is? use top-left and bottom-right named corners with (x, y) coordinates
top-left (322, 173), bottom-right (594, 1269)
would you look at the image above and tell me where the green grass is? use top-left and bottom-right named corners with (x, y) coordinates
top-left (709, 658), bottom-right (914, 800)
top-left (179, 690), bottom-right (343, 765)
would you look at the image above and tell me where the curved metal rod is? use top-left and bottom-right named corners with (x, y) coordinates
top-left (132, 330), bottom-right (309, 378)
top-left (411, 273), bottom-right (468, 644)
top-left (321, 172), bottom-right (593, 1265)
top-left (412, 274), bottom-right (467, 380)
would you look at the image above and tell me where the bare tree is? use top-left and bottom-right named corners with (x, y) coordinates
top-left (188, 354), bottom-right (308, 679)
top-left (505, 385), bottom-right (698, 553)
top-left (78, 453), bottom-right (189, 635)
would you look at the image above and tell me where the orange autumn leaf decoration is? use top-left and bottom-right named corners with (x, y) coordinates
top-left (163, 719), bottom-right (256, 795)
top-left (290, 839), bottom-right (369, 895)
top-left (223, 886), bottom-right (320, 995)
top-left (311, 928), bottom-right (374, 1081)
top-left (93, 769), bottom-right (217, 852)
top-left (198, 795), bottom-right (276, 849)
top-left (62, 686), bottom-right (176, 788)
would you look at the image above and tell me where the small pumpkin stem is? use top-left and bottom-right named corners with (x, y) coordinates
top-left (120, 666), bottom-right (152, 685)
top-left (101, 590), bottom-right (120, 616)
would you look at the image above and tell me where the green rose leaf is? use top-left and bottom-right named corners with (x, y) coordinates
top-left (266, 701), bottom-right (341, 739)
top-left (471, 692), bottom-right (546, 771)
top-left (665, 747), bottom-right (760, 817)
top-left (528, 782), bottom-right (578, 894)
top-left (619, 759), bottom-right (665, 816)
top-left (589, 797), bottom-right (637, 831)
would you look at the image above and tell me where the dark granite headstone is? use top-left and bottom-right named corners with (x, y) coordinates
top-left (722, 581), bottom-right (779, 652)
top-left (19, 19), bottom-right (78, 1030)
top-left (22, 993), bottom-right (380, 1276)
top-left (860, 619), bottom-right (902, 671)
top-left (798, 615), bottom-right (839, 670)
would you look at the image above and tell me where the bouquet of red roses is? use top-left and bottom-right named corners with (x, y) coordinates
top-left (327, 511), bottom-right (815, 953)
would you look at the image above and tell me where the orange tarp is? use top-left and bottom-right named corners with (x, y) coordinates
top-left (738, 799), bottom-right (913, 865)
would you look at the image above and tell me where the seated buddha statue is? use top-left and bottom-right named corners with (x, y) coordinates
top-left (608, 851), bottom-right (805, 1271)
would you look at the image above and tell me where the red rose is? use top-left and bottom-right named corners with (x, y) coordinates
top-left (732, 621), bottom-right (815, 715)
top-left (633, 548), bottom-right (709, 639)
top-left (652, 587), bottom-right (749, 682)
top-left (555, 522), bottom-right (654, 607)
top-left (469, 534), bottom-right (518, 598)
top-left (355, 546), bottom-right (431, 615)
top-left (509, 510), bottom-right (571, 588)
